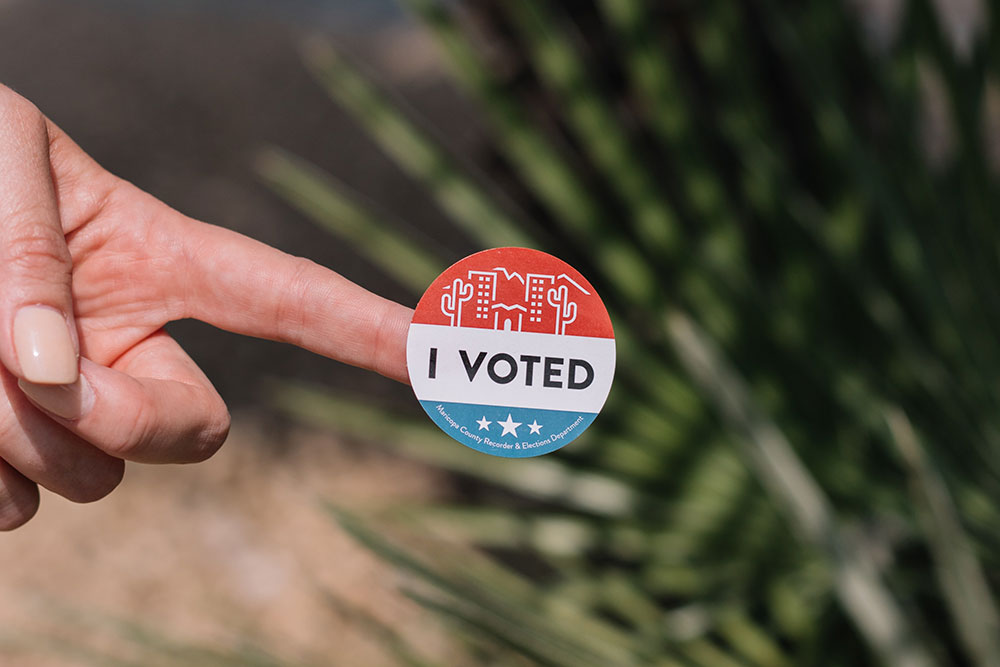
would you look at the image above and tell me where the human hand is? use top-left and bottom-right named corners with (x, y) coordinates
top-left (0, 86), bottom-right (412, 529)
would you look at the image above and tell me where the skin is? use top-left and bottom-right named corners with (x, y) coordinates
top-left (0, 85), bottom-right (413, 529)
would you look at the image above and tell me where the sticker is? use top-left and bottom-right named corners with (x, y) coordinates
top-left (406, 247), bottom-right (615, 457)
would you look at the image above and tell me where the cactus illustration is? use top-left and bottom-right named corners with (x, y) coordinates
top-left (440, 277), bottom-right (473, 326)
top-left (547, 284), bottom-right (578, 335)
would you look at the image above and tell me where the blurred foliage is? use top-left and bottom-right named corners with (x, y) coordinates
top-left (258, 0), bottom-right (1000, 665)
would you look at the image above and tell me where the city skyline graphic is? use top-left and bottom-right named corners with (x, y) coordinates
top-left (439, 266), bottom-right (590, 335)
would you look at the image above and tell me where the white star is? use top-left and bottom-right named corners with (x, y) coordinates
top-left (498, 414), bottom-right (522, 437)
top-left (476, 416), bottom-right (492, 431)
top-left (527, 420), bottom-right (543, 435)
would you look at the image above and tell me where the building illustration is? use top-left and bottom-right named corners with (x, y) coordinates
top-left (440, 266), bottom-right (589, 335)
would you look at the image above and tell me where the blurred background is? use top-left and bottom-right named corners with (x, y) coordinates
top-left (1, 0), bottom-right (999, 665)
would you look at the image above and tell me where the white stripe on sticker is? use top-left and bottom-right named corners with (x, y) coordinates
top-left (407, 323), bottom-right (616, 413)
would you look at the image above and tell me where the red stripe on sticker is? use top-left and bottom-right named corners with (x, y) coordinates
top-left (411, 247), bottom-right (614, 339)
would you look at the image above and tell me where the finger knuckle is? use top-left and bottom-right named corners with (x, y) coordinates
top-left (0, 481), bottom-right (39, 531)
top-left (0, 504), bottom-right (37, 531)
top-left (5, 220), bottom-right (72, 275)
top-left (64, 458), bottom-right (124, 504)
top-left (189, 401), bottom-right (230, 463)
top-left (0, 412), bottom-right (18, 449)
top-left (372, 303), bottom-right (396, 375)
top-left (275, 258), bottom-right (316, 346)
top-left (108, 399), bottom-right (156, 459)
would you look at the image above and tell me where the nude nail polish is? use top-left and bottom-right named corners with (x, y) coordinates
top-left (13, 306), bottom-right (78, 385)
top-left (18, 375), bottom-right (93, 420)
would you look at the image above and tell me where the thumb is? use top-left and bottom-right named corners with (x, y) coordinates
top-left (0, 88), bottom-right (78, 385)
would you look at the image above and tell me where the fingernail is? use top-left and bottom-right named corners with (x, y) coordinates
top-left (13, 306), bottom-right (78, 384)
top-left (18, 374), bottom-right (93, 420)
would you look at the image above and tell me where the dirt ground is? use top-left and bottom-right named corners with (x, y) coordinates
top-left (0, 415), bottom-right (456, 665)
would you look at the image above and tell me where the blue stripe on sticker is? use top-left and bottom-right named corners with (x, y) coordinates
top-left (419, 401), bottom-right (596, 457)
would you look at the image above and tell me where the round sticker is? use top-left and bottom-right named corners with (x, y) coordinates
top-left (406, 248), bottom-right (616, 457)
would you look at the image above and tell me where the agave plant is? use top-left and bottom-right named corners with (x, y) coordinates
top-left (258, 0), bottom-right (1000, 665)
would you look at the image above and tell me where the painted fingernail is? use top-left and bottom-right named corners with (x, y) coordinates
top-left (13, 306), bottom-right (78, 385)
top-left (18, 374), bottom-right (93, 420)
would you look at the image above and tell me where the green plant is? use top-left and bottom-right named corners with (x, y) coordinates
top-left (259, 0), bottom-right (1000, 664)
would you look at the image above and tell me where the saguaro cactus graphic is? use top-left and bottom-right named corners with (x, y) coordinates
top-left (441, 277), bottom-right (473, 326)
top-left (547, 284), bottom-right (578, 335)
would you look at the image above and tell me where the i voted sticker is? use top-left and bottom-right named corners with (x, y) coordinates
top-left (406, 247), bottom-right (615, 457)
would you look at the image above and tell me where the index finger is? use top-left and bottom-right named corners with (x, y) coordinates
top-left (172, 207), bottom-right (412, 383)
top-left (38, 121), bottom-right (413, 384)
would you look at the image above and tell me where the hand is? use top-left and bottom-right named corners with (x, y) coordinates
top-left (0, 86), bottom-right (412, 529)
